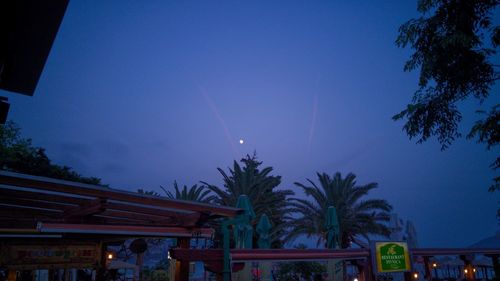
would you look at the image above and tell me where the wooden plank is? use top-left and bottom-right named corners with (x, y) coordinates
top-left (69, 215), bottom-right (159, 226)
top-left (0, 186), bottom-right (87, 205)
top-left (102, 210), bottom-right (200, 227)
top-left (411, 248), bottom-right (500, 256)
top-left (39, 223), bottom-right (214, 237)
top-left (0, 220), bottom-right (38, 230)
top-left (0, 205), bottom-right (61, 219)
top-left (106, 201), bottom-right (198, 218)
top-left (171, 248), bottom-right (370, 262)
top-left (0, 196), bottom-right (73, 212)
top-left (100, 209), bottom-right (171, 223)
top-left (231, 248), bottom-right (370, 261)
top-left (64, 198), bottom-right (107, 218)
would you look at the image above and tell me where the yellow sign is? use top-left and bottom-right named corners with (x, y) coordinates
top-left (0, 243), bottom-right (100, 269)
top-left (374, 241), bottom-right (411, 273)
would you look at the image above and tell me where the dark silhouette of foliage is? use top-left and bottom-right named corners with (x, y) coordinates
top-left (201, 153), bottom-right (294, 248)
top-left (137, 189), bottom-right (161, 196)
top-left (161, 181), bottom-right (216, 203)
top-left (0, 121), bottom-right (102, 185)
top-left (276, 244), bottom-right (326, 280)
top-left (467, 105), bottom-right (500, 191)
top-left (394, 0), bottom-right (499, 191)
top-left (287, 172), bottom-right (392, 248)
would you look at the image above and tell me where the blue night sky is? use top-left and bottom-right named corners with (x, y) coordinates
top-left (2, 0), bottom-right (499, 247)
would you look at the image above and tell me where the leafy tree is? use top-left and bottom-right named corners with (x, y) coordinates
top-left (393, 0), bottom-right (499, 191)
top-left (201, 153), bottom-right (294, 248)
top-left (287, 172), bottom-right (392, 248)
top-left (160, 181), bottom-right (216, 203)
top-left (0, 121), bottom-right (102, 185)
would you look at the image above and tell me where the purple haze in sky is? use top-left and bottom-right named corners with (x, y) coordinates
top-left (2, 0), bottom-right (498, 247)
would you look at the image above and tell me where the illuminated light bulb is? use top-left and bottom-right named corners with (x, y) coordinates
top-left (413, 273), bottom-right (419, 279)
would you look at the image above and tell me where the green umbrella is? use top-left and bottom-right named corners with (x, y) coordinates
top-left (256, 214), bottom-right (272, 249)
top-left (325, 206), bottom-right (340, 249)
top-left (234, 195), bottom-right (255, 249)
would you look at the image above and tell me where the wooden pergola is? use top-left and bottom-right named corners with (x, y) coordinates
top-left (0, 170), bottom-right (242, 281)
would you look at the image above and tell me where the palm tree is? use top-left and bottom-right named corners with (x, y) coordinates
top-left (160, 181), bottom-right (216, 203)
top-left (201, 153), bottom-right (294, 247)
top-left (287, 172), bottom-right (392, 248)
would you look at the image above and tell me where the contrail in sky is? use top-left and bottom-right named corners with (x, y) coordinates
top-left (307, 94), bottom-right (318, 153)
top-left (198, 86), bottom-right (240, 158)
top-left (307, 75), bottom-right (321, 153)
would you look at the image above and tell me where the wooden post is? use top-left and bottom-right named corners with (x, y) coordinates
top-left (364, 255), bottom-right (375, 281)
top-left (460, 255), bottom-right (475, 281)
top-left (354, 260), bottom-right (365, 281)
top-left (64, 269), bottom-right (70, 281)
top-left (491, 255), bottom-right (500, 280)
top-left (136, 252), bottom-right (144, 281)
top-left (95, 242), bottom-right (107, 281)
top-left (423, 256), bottom-right (432, 281)
top-left (175, 238), bottom-right (190, 281)
top-left (404, 272), bottom-right (413, 281)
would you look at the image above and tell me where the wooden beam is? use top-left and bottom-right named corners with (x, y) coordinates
top-left (0, 196), bottom-right (73, 212)
top-left (106, 201), bottom-right (199, 220)
top-left (0, 219), bottom-right (38, 228)
top-left (0, 171), bottom-right (241, 217)
top-left (100, 209), bottom-right (176, 224)
top-left (171, 248), bottom-right (370, 262)
top-left (38, 223), bottom-right (214, 237)
top-left (72, 215), bottom-right (161, 226)
top-left (233, 248), bottom-right (369, 261)
top-left (66, 214), bottom-right (188, 227)
top-left (412, 248), bottom-right (500, 256)
top-left (0, 204), bottom-right (61, 219)
top-left (0, 186), bottom-right (87, 205)
top-left (64, 198), bottom-right (107, 218)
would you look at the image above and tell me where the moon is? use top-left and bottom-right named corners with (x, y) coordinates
top-left (239, 139), bottom-right (244, 144)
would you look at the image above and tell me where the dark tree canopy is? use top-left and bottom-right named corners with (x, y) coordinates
top-left (394, 0), bottom-right (499, 190)
top-left (161, 181), bottom-right (216, 203)
top-left (0, 121), bottom-right (103, 185)
top-left (202, 153), bottom-right (294, 248)
top-left (287, 172), bottom-right (392, 248)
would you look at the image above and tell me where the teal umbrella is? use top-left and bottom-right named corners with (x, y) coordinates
top-left (234, 195), bottom-right (255, 249)
top-left (256, 214), bottom-right (272, 249)
top-left (325, 206), bottom-right (340, 249)
top-left (236, 194), bottom-right (256, 219)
